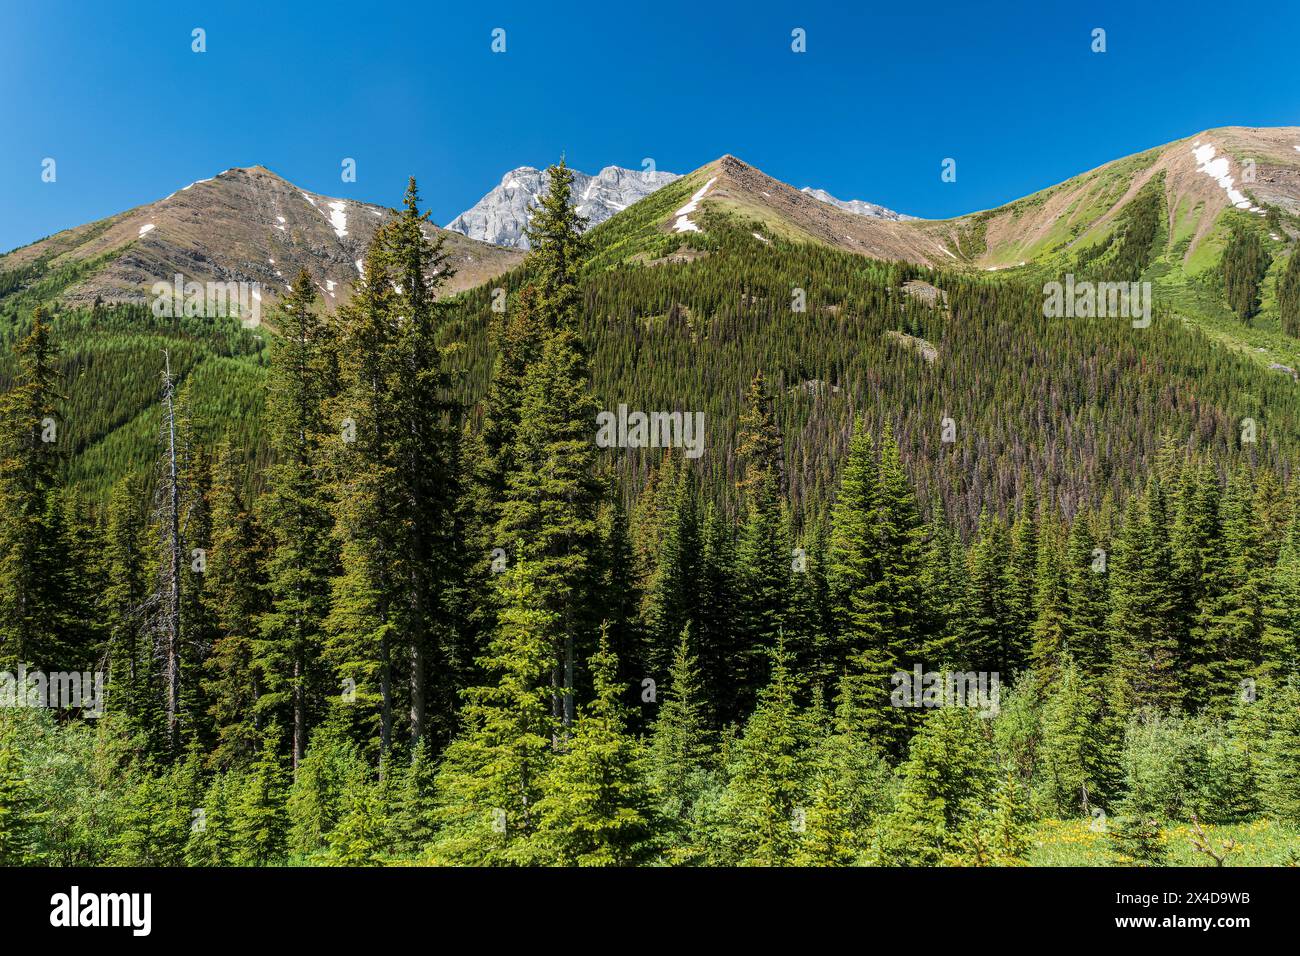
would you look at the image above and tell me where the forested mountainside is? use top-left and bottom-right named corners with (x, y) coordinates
top-left (5, 144), bottom-right (1300, 522)
top-left (1, 139), bottom-right (1299, 867)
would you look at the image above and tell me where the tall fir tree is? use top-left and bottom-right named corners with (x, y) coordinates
top-left (733, 371), bottom-right (790, 707)
top-left (716, 638), bottom-right (811, 866)
top-left (1106, 480), bottom-right (1182, 718)
top-left (0, 307), bottom-right (65, 670)
top-left (494, 161), bottom-right (601, 731)
top-left (432, 558), bottom-right (555, 864)
top-left (205, 444), bottom-right (268, 769)
top-left (531, 629), bottom-right (659, 865)
top-left (326, 231), bottom-right (406, 760)
top-left (259, 271), bottom-right (338, 767)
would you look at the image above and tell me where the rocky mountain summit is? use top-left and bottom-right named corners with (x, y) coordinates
top-left (446, 164), bottom-right (680, 248)
top-left (0, 166), bottom-right (523, 311)
top-left (800, 186), bottom-right (915, 221)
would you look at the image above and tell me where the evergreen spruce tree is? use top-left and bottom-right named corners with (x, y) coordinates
top-left (1006, 500), bottom-right (1040, 666)
top-left (325, 772), bottom-right (389, 866)
top-left (57, 489), bottom-right (106, 670)
top-left (920, 501), bottom-right (961, 663)
top-left (1108, 793), bottom-right (1167, 865)
top-left (1261, 517), bottom-right (1300, 686)
top-left (326, 234), bottom-right (406, 759)
top-left (872, 425), bottom-right (928, 668)
top-left (1038, 656), bottom-right (1105, 815)
top-left (1190, 466), bottom-right (1265, 711)
top-left (386, 177), bottom-right (462, 748)
top-left (531, 629), bottom-right (659, 865)
top-left (205, 445), bottom-right (267, 769)
top-left (0, 718), bottom-right (41, 865)
top-left (102, 476), bottom-right (159, 747)
top-left (696, 502), bottom-right (739, 725)
top-left (259, 271), bottom-right (337, 767)
top-left (716, 638), bottom-right (811, 866)
top-left (595, 487), bottom-right (643, 714)
top-left (732, 371), bottom-right (790, 711)
top-left (793, 673), bottom-right (892, 865)
top-left (1062, 504), bottom-right (1109, 679)
top-left (495, 323), bottom-right (601, 730)
top-left (389, 743), bottom-right (438, 857)
top-left (286, 720), bottom-right (362, 857)
top-left (177, 436), bottom-right (216, 749)
top-left (958, 512), bottom-right (1018, 675)
top-left (826, 418), bottom-right (903, 747)
top-left (230, 727), bottom-right (290, 865)
top-left (432, 558), bottom-right (555, 864)
top-left (1029, 509), bottom-right (1070, 674)
top-left (828, 417), bottom-right (879, 670)
top-left (1107, 481), bottom-right (1182, 718)
top-left (185, 770), bottom-right (238, 867)
top-left (0, 307), bottom-right (64, 671)
top-left (493, 161), bottom-right (601, 731)
top-left (878, 704), bottom-right (996, 866)
top-left (641, 465), bottom-right (700, 677)
top-left (1262, 678), bottom-right (1300, 823)
top-left (648, 625), bottom-right (714, 830)
top-left (945, 771), bottom-right (1033, 866)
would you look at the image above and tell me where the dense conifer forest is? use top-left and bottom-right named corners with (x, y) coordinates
top-left (1, 164), bottom-right (1298, 867)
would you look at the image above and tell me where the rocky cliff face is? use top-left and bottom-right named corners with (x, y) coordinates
top-left (446, 165), bottom-right (680, 248)
top-left (800, 187), bottom-right (915, 221)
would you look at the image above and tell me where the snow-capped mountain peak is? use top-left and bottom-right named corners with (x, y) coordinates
top-left (447, 164), bottom-right (681, 249)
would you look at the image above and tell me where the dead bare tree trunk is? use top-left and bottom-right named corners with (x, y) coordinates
top-left (161, 350), bottom-right (183, 750)
top-left (292, 656), bottom-right (306, 769)
top-left (410, 640), bottom-right (425, 747)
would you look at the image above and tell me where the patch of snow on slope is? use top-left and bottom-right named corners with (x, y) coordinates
top-left (138, 223), bottom-right (155, 237)
top-left (673, 177), bottom-right (717, 233)
top-left (1191, 143), bottom-right (1263, 213)
top-left (355, 260), bottom-right (364, 277)
top-left (301, 192), bottom-right (318, 207)
top-left (326, 201), bottom-right (348, 239)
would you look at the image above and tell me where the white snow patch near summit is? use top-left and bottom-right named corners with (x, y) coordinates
top-left (1191, 143), bottom-right (1263, 213)
top-left (326, 201), bottom-right (348, 239)
top-left (673, 177), bottom-right (716, 233)
top-left (137, 223), bottom-right (155, 237)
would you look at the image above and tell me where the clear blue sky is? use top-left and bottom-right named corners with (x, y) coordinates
top-left (3, 0), bottom-right (1298, 253)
